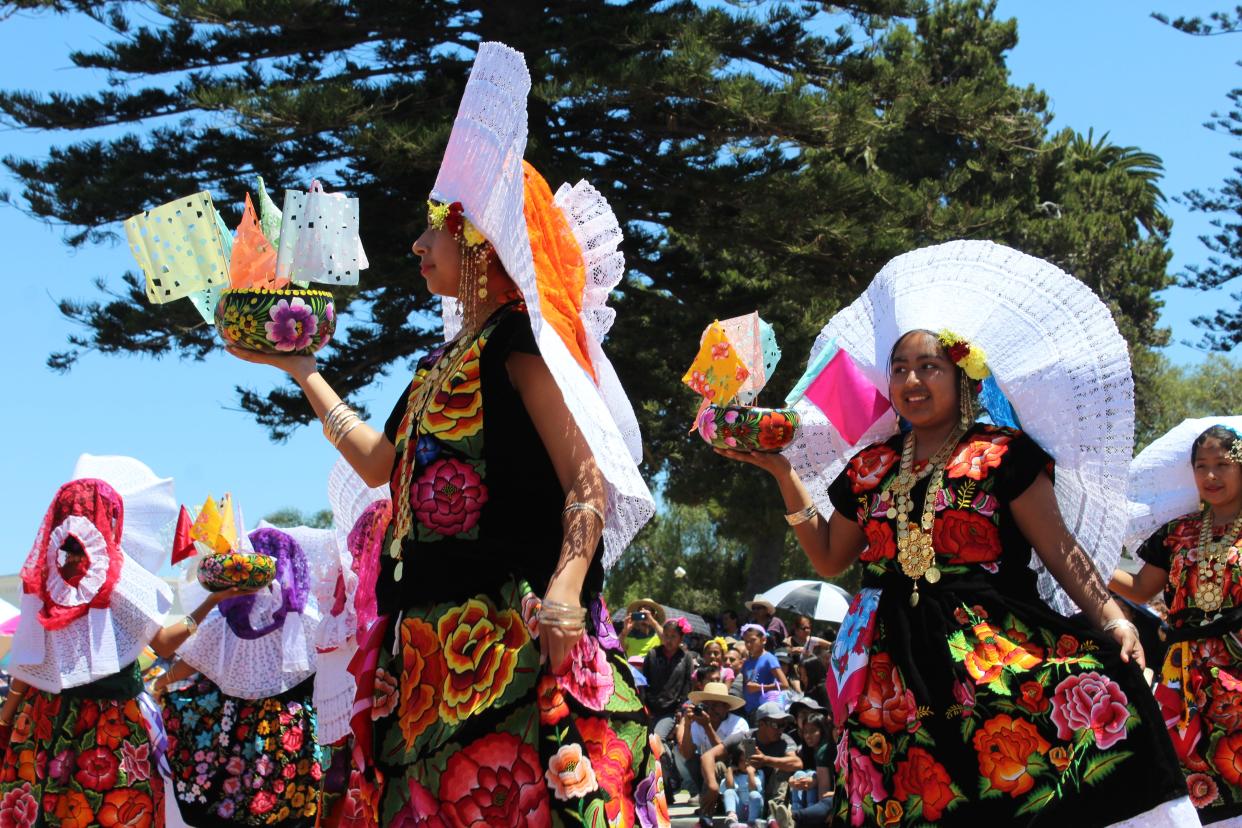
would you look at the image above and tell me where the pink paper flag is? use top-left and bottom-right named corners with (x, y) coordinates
top-left (803, 348), bottom-right (890, 445)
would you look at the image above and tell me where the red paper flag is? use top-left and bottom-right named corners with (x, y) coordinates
top-left (171, 505), bottom-right (196, 565)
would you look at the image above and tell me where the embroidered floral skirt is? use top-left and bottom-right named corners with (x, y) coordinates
top-left (348, 578), bottom-right (670, 827)
top-left (163, 674), bottom-right (324, 827)
top-left (831, 577), bottom-right (1186, 827)
top-left (0, 671), bottom-right (164, 828)
top-left (1154, 629), bottom-right (1242, 824)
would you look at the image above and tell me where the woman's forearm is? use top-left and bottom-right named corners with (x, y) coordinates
top-left (544, 462), bottom-right (605, 604)
top-left (290, 366), bottom-right (394, 488)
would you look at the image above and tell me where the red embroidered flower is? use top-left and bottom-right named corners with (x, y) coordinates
top-left (1213, 732), bottom-right (1242, 788)
top-left (757, 412), bottom-right (796, 450)
top-left (577, 717), bottom-right (636, 825)
top-left (536, 674), bottom-right (570, 725)
top-left (96, 788), bottom-right (156, 828)
top-left (846, 446), bottom-right (899, 493)
top-left (933, 510), bottom-right (1000, 564)
top-left (1016, 680), bottom-right (1049, 714)
top-left (892, 747), bottom-right (957, 820)
top-left (861, 521), bottom-right (896, 562)
top-left (1054, 634), bottom-right (1080, 658)
top-left (438, 732), bottom-right (549, 826)
top-left (1208, 688), bottom-right (1242, 733)
top-left (1187, 772), bottom-right (1220, 809)
top-left (0, 782), bottom-right (38, 828)
top-left (73, 746), bottom-right (118, 791)
top-left (390, 780), bottom-right (450, 828)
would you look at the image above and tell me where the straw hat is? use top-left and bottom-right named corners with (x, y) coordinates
top-left (745, 596), bottom-right (776, 613)
top-left (689, 681), bottom-right (745, 711)
top-left (626, 598), bottom-right (665, 626)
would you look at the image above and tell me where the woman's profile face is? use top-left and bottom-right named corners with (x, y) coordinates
top-left (412, 222), bottom-right (463, 298)
top-left (888, 330), bottom-right (958, 430)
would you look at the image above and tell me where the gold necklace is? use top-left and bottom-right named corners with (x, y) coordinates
top-left (884, 424), bottom-right (967, 607)
top-left (1193, 506), bottom-right (1242, 612)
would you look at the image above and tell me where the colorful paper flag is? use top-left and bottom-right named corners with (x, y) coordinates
top-left (787, 339), bottom-right (890, 445)
top-left (682, 321), bottom-right (749, 404)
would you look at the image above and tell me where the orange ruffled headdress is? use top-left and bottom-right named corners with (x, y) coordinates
top-left (430, 42), bottom-right (651, 568)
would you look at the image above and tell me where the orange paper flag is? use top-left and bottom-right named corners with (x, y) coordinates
top-left (229, 193), bottom-right (284, 289)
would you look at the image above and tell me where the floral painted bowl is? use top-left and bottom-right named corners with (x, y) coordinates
top-left (215, 287), bottom-right (336, 355)
top-left (197, 551), bottom-right (277, 592)
top-left (695, 404), bottom-right (800, 452)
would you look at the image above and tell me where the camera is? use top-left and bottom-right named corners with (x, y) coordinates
top-left (631, 611), bottom-right (645, 622)
top-left (692, 703), bottom-right (707, 716)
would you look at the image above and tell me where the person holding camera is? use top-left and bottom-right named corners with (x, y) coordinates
top-left (678, 681), bottom-right (749, 803)
top-left (623, 597), bottom-right (664, 657)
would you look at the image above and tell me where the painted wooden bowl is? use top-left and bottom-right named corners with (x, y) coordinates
top-left (197, 551), bottom-right (277, 592)
top-left (215, 287), bottom-right (336, 355)
top-left (695, 404), bottom-right (800, 452)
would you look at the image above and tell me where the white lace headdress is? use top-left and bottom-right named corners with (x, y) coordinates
top-left (1125, 416), bottom-right (1242, 553)
top-left (432, 42), bottom-right (652, 567)
top-left (784, 240), bottom-right (1135, 616)
top-left (10, 456), bottom-right (175, 692)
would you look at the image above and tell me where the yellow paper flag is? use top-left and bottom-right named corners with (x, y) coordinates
top-left (125, 191), bottom-right (231, 304)
top-left (189, 494), bottom-right (237, 554)
top-left (681, 321), bottom-right (749, 405)
top-left (217, 493), bottom-right (239, 553)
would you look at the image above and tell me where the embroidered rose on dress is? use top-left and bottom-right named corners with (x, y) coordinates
top-left (846, 446), bottom-right (899, 493)
top-left (545, 743), bottom-right (599, 800)
top-left (412, 458), bottom-right (489, 539)
top-left (555, 633), bottom-right (615, 711)
top-left (437, 598), bottom-right (527, 724)
top-left (1049, 671), bottom-right (1130, 749)
top-left (861, 522), bottom-right (896, 562)
top-left (843, 747), bottom-right (887, 827)
top-left (892, 747), bottom-right (959, 820)
top-left (1187, 772), bottom-right (1220, 809)
top-left (265, 297), bottom-right (318, 352)
top-left (856, 653), bottom-right (916, 734)
top-left (933, 510), bottom-right (1000, 564)
top-left (396, 617), bottom-right (445, 749)
top-left (946, 435), bottom-right (1010, 480)
top-left (971, 714), bottom-right (1051, 797)
top-left (438, 733), bottom-right (549, 827)
top-left (576, 718), bottom-right (636, 826)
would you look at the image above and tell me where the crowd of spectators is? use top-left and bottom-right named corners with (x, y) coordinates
top-left (618, 596), bottom-right (839, 828)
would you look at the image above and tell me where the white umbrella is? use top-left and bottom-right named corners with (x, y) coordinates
top-left (758, 580), bottom-right (852, 623)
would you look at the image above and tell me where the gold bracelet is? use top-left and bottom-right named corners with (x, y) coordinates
top-left (784, 504), bottom-right (818, 526)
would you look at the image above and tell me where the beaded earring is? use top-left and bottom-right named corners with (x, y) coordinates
top-left (959, 371), bottom-right (975, 427)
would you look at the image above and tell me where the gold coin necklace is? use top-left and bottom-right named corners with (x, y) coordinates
top-left (885, 423), bottom-right (967, 607)
top-left (1193, 505), bottom-right (1242, 613)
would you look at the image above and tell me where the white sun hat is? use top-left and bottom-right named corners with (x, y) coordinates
top-left (784, 240), bottom-right (1135, 616)
top-left (1125, 416), bottom-right (1242, 553)
top-left (431, 42), bottom-right (652, 567)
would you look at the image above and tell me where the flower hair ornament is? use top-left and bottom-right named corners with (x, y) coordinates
top-left (427, 199), bottom-right (495, 336)
top-left (937, 329), bottom-right (990, 380)
top-left (1228, 428), bottom-right (1242, 465)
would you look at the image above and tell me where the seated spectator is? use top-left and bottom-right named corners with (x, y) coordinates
top-left (725, 645), bottom-right (746, 698)
top-left (699, 702), bottom-right (802, 827)
top-left (790, 711), bottom-right (834, 827)
top-left (677, 681), bottom-right (749, 802)
top-left (623, 598), bottom-right (664, 657)
top-left (744, 596), bottom-right (788, 649)
top-left (796, 654), bottom-right (831, 710)
top-left (786, 615), bottom-right (831, 662)
top-left (702, 637), bottom-right (731, 682)
top-left (740, 624), bottom-right (789, 718)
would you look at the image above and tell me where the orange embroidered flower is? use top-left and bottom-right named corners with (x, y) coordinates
top-left (96, 704), bottom-right (132, 750)
top-left (857, 653), bottom-right (916, 734)
top-left (1049, 745), bottom-right (1072, 774)
top-left (54, 789), bottom-right (96, 828)
top-left (972, 714), bottom-right (1051, 797)
top-left (946, 436), bottom-right (1009, 481)
top-left (1210, 732), bottom-right (1242, 787)
top-left (96, 788), bottom-right (156, 828)
top-left (1016, 680), bottom-right (1049, 714)
top-left (757, 412), bottom-right (796, 450)
top-left (422, 345), bottom-right (484, 444)
top-left (879, 799), bottom-right (904, 827)
top-left (16, 749), bottom-right (36, 784)
top-left (545, 743), bottom-right (600, 800)
top-left (397, 616), bottom-right (446, 748)
top-left (866, 732), bottom-right (892, 766)
top-left (892, 747), bottom-right (957, 820)
top-left (537, 674), bottom-right (570, 725)
top-left (963, 622), bottom-right (1042, 685)
top-left (438, 598), bottom-right (529, 723)
top-left (847, 446), bottom-right (899, 493)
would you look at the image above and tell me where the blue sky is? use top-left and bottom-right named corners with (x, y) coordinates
top-left (1, 2), bottom-right (1238, 573)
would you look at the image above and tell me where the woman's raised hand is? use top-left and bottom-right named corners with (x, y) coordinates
top-left (224, 345), bottom-right (316, 379)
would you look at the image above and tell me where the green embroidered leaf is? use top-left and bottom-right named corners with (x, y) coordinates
top-left (960, 715), bottom-right (978, 742)
top-left (1014, 785), bottom-right (1057, 817)
top-left (584, 797), bottom-right (610, 828)
top-left (1026, 752), bottom-right (1049, 778)
top-left (382, 772), bottom-right (409, 826)
top-left (495, 703), bottom-right (539, 746)
top-left (614, 719), bottom-right (650, 762)
top-left (947, 629), bottom-right (971, 662)
top-left (852, 730), bottom-right (873, 750)
top-left (986, 673), bottom-right (1012, 697)
top-left (904, 794), bottom-right (924, 822)
top-left (912, 725), bottom-right (935, 747)
top-left (408, 740), bottom-right (453, 794)
top-left (1081, 751), bottom-right (1133, 786)
top-left (605, 663), bottom-right (644, 712)
top-left (978, 780), bottom-right (1004, 800)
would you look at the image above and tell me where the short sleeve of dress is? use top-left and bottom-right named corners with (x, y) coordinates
top-left (383, 381), bottom-right (412, 444)
top-left (1137, 524), bottom-right (1173, 571)
top-left (486, 305), bottom-right (540, 358)
top-left (987, 429), bottom-right (1054, 502)
top-left (828, 464), bottom-right (862, 519)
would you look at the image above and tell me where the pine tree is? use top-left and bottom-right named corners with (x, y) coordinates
top-left (4, 0), bottom-right (1175, 594)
